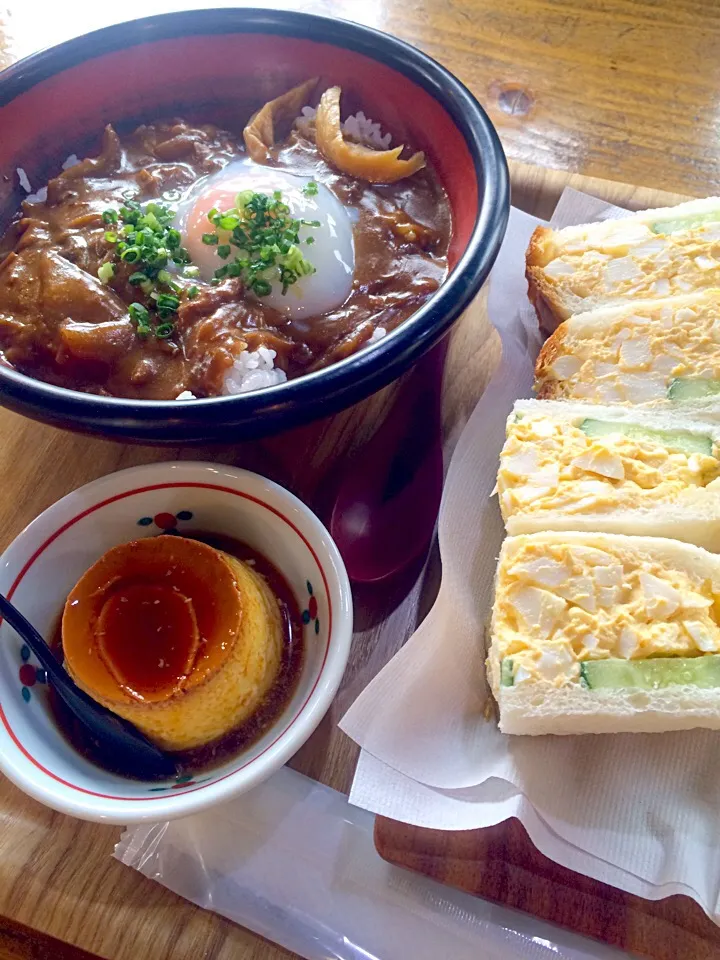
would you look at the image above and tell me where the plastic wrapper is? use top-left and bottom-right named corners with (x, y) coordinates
top-left (116, 766), bottom-right (622, 960)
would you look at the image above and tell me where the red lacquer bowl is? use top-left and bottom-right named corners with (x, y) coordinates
top-left (0, 8), bottom-right (509, 443)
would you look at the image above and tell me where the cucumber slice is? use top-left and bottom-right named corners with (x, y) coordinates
top-left (668, 377), bottom-right (720, 401)
top-left (581, 656), bottom-right (720, 690)
top-left (651, 211), bottom-right (720, 235)
top-left (579, 418), bottom-right (712, 457)
top-left (500, 658), bottom-right (514, 687)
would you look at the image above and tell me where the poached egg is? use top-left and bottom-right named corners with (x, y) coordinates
top-left (176, 161), bottom-right (355, 319)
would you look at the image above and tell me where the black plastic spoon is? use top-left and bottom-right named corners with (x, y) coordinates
top-left (0, 593), bottom-right (177, 779)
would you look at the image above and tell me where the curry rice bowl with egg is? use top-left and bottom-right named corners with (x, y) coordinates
top-left (0, 79), bottom-right (451, 402)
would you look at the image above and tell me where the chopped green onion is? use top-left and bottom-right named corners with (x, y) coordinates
top-left (157, 293), bottom-right (180, 308)
top-left (199, 188), bottom-right (318, 298)
top-left (302, 180), bottom-right (319, 197)
top-left (184, 265), bottom-right (200, 278)
top-left (252, 278), bottom-right (272, 296)
top-left (143, 211), bottom-right (161, 231)
top-left (99, 199), bottom-right (194, 340)
top-left (187, 285), bottom-right (199, 299)
top-left (129, 302), bottom-right (152, 336)
top-left (97, 262), bottom-right (115, 284)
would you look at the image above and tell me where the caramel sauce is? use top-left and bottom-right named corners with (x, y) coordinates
top-left (96, 581), bottom-right (200, 700)
top-left (48, 533), bottom-right (304, 781)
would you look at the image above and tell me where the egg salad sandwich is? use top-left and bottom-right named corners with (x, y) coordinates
top-left (487, 531), bottom-right (720, 735)
top-left (526, 196), bottom-right (720, 332)
top-left (534, 289), bottom-right (720, 412)
top-left (498, 399), bottom-right (720, 549)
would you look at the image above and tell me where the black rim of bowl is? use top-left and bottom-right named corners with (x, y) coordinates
top-left (0, 8), bottom-right (509, 439)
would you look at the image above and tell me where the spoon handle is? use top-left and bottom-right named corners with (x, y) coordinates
top-left (0, 593), bottom-right (97, 721)
top-left (0, 592), bottom-right (177, 776)
top-left (0, 593), bottom-right (66, 684)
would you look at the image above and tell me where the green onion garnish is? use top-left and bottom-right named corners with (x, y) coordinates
top-left (203, 189), bottom-right (318, 298)
top-left (302, 180), bottom-right (318, 197)
top-left (101, 198), bottom-right (199, 339)
top-left (128, 302), bottom-right (152, 337)
top-left (187, 285), bottom-right (199, 300)
top-left (97, 262), bottom-right (115, 284)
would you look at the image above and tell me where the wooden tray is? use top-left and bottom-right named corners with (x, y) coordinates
top-left (0, 162), bottom-right (700, 960)
top-left (373, 164), bottom-right (720, 960)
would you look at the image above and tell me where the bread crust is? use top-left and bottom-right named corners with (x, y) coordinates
top-left (526, 226), bottom-right (571, 334)
top-left (533, 323), bottom-right (568, 397)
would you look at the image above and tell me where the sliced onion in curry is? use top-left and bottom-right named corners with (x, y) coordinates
top-left (314, 86), bottom-right (426, 184)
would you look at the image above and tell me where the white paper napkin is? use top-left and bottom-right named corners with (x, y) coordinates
top-left (340, 190), bottom-right (720, 922)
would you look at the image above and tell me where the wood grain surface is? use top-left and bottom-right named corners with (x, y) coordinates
top-left (0, 2), bottom-right (717, 959)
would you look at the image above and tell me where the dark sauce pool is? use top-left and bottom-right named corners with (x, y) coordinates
top-left (48, 532), bottom-right (304, 781)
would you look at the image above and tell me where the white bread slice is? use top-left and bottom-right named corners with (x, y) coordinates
top-left (534, 290), bottom-right (720, 416)
top-left (488, 531), bottom-right (720, 735)
top-left (526, 196), bottom-right (720, 333)
top-left (499, 399), bottom-right (720, 550)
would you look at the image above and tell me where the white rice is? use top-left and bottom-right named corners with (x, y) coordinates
top-left (222, 347), bottom-right (287, 395)
top-left (296, 106), bottom-right (392, 150)
top-left (26, 186), bottom-right (47, 204)
top-left (16, 167), bottom-right (31, 193)
top-left (17, 154), bottom-right (79, 203)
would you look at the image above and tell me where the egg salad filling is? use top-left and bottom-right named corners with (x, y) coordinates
top-left (492, 539), bottom-right (720, 688)
top-left (540, 216), bottom-right (720, 305)
top-left (537, 296), bottom-right (720, 405)
top-left (498, 414), bottom-right (720, 518)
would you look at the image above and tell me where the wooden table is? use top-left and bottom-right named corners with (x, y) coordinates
top-left (0, 2), bottom-right (718, 958)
